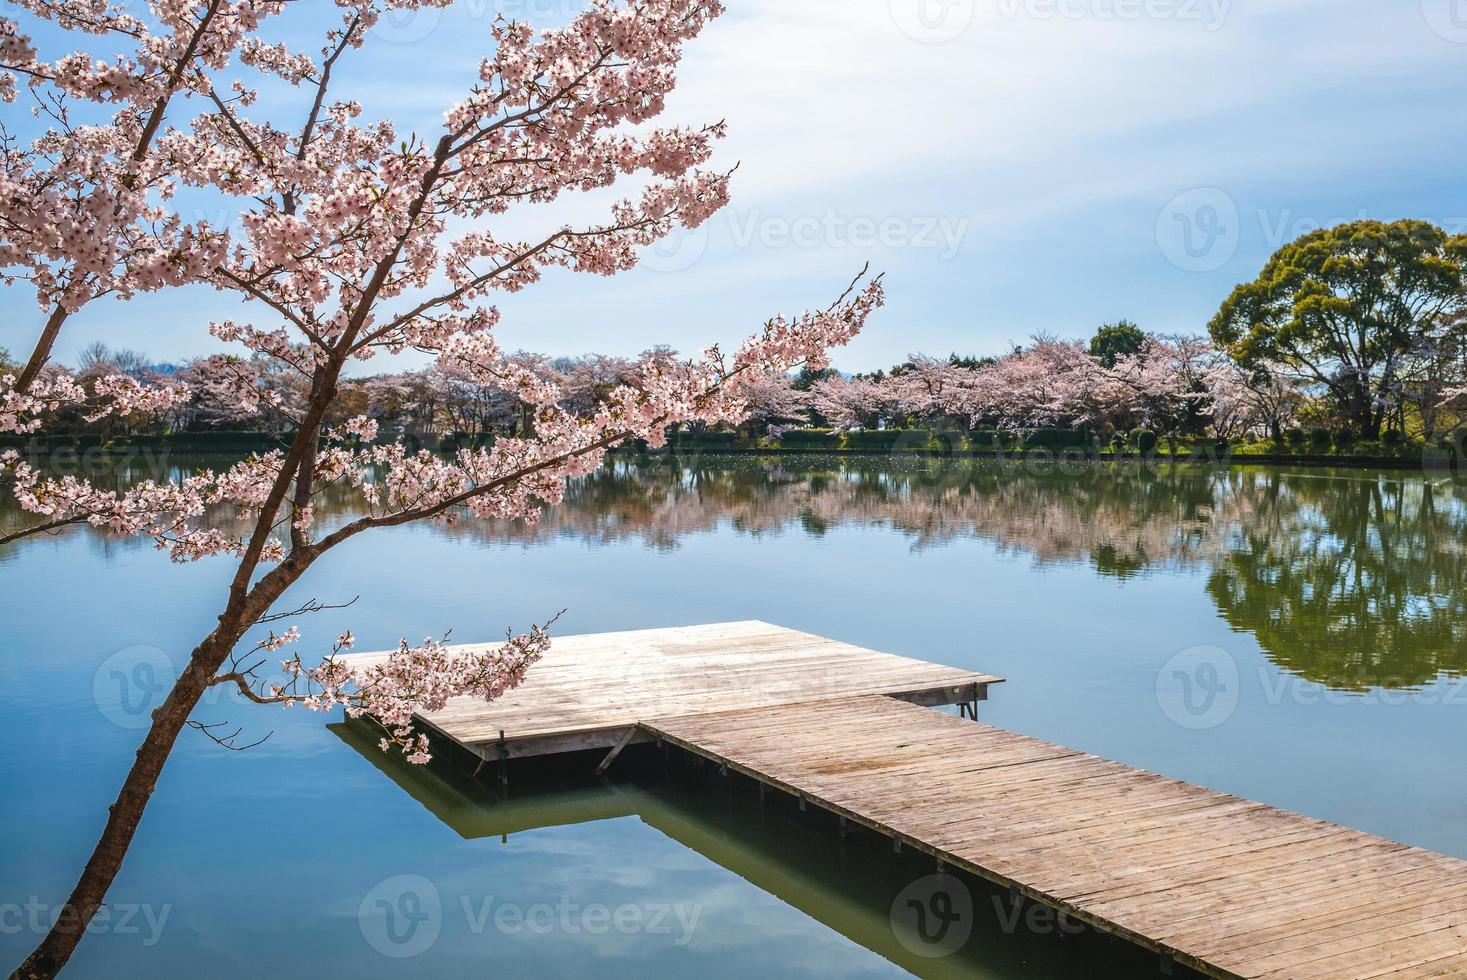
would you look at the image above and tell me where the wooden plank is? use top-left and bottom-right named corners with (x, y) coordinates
top-left (342, 621), bottom-right (999, 753)
top-left (643, 696), bottom-right (1467, 980)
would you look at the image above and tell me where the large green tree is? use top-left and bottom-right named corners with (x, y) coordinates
top-left (1088, 319), bottom-right (1145, 368)
top-left (1209, 219), bottom-right (1467, 438)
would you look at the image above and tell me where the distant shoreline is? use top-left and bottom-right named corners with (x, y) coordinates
top-left (4, 435), bottom-right (1445, 472)
top-left (616, 447), bottom-right (1435, 471)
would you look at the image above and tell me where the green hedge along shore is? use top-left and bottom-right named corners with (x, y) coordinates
top-left (5, 427), bottom-right (1460, 471)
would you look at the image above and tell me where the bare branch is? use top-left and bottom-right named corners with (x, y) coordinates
top-left (186, 718), bottom-right (274, 751)
top-left (252, 595), bottom-right (360, 626)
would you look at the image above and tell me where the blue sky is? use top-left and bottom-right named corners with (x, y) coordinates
top-left (3, 0), bottom-right (1466, 373)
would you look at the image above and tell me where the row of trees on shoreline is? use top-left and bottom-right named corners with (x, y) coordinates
top-left (9, 220), bottom-right (1465, 453)
top-left (9, 329), bottom-right (1465, 457)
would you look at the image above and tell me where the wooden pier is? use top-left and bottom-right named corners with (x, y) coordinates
top-left (347, 622), bottom-right (1467, 979)
top-left (345, 621), bottom-right (998, 763)
top-left (648, 696), bottom-right (1467, 980)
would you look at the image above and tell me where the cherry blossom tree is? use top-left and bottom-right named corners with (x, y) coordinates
top-left (733, 371), bottom-right (807, 433)
top-left (956, 336), bottom-right (1207, 437)
top-left (1393, 315), bottom-right (1467, 440)
top-left (887, 354), bottom-right (983, 425)
top-left (362, 370), bottom-right (441, 441)
top-left (430, 357), bottom-right (525, 439)
top-left (971, 338), bottom-right (1103, 430)
top-left (0, 2), bottom-right (884, 975)
top-left (1209, 360), bottom-right (1307, 441)
top-left (556, 352), bottom-right (639, 416)
top-left (0, 0), bottom-right (262, 428)
top-left (809, 374), bottom-right (888, 430)
top-left (176, 354), bottom-right (272, 429)
top-left (1106, 335), bottom-right (1212, 434)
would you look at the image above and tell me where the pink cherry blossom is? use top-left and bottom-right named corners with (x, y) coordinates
top-left (3, 5), bottom-right (885, 970)
top-left (809, 375), bottom-right (890, 430)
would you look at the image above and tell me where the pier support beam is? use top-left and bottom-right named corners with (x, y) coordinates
top-left (595, 728), bottom-right (638, 775)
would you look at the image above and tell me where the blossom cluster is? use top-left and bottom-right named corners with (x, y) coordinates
top-left (1, 368), bottom-right (189, 433)
top-left (2, 448), bottom-right (298, 560)
top-left (0, 0), bottom-right (263, 321)
top-left (267, 628), bottom-right (552, 763)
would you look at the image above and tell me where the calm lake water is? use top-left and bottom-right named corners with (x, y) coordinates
top-left (2, 453), bottom-right (1465, 977)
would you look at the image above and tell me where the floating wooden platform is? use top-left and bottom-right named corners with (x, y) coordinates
top-left (647, 696), bottom-right (1467, 980)
top-left (344, 621), bottom-right (999, 760)
top-left (349, 622), bottom-right (1467, 978)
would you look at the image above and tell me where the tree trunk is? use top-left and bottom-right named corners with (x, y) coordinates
top-left (11, 555), bottom-right (299, 978)
top-left (13, 306), bottom-right (70, 395)
top-left (9, 639), bottom-right (223, 979)
top-left (1352, 382), bottom-right (1379, 440)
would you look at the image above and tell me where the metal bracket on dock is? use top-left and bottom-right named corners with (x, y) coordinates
top-left (957, 682), bottom-right (985, 720)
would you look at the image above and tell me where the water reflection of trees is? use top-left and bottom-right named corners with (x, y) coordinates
top-left (427, 455), bottom-right (1467, 689)
top-left (6, 453), bottom-right (1464, 689)
top-left (1203, 474), bottom-right (1467, 690)
top-left (440, 456), bottom-right (1243, 567)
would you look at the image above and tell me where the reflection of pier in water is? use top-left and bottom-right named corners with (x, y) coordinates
top-left (329, 717), bottom-right (1177, 980)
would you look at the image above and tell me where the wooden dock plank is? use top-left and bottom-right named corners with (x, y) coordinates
top-left (343, 621), bottom-right (999, 755)
top-left (642, 695), bottom-right (1467, 980)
